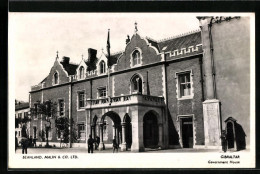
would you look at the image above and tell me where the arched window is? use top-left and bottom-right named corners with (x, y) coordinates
top-left (79, 66), bottom-right (84, 79)
top-left (131, 74), bottom-right (142, 94)
top-left (53, 72), bottom-right (59, 85)
top-left (100, 61), bottom-right (106, 74)
top-left (132, 50), bottom-right (141, 66)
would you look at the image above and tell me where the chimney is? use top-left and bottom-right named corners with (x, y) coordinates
top-left (87, 48), bottom-right (97, 62)
top-left (62, 56), bottom-right (70, 64)
top-left (126, 35), bottom-right (130, 44)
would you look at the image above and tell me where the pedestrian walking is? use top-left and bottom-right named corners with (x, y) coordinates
top-left (220, 130), bottom-right (227, 152)
top-left (112, 137), bottom-right (118, 153)
top-left (15, 132), bottom-right (18, 152)
top-left (20, 137), bottom-right (29, 154)
top-left (87, 135), bottom-right (94, 153)
top-left (29, 136), bottom-right (33, 147)
top-left (95, 136), bottom-right (100, 150)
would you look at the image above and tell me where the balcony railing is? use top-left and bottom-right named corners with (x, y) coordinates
top-left (86, 94), bottom-right (165, 109)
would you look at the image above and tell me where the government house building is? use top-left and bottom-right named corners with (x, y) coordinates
top-left (28, 16), bottom-right (250, 152)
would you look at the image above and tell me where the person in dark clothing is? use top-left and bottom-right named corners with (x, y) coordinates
top-left (29, 136), bottom-right (33, 147)
top-left (220, 130), bottom-right (227, 152)
top-left (21, 125), bottom-right (28, 154)
top-left (95, 136), bottom-right (100, 150)
top-left (33, 138), bottom-right (36, 147)
top-left (87, 135), bottom-right (94, 153)
top-left (15, 132), bottom-right (18, 152)
top-left (112, 137), bottom-right (118, 153)
top-left (20, 137), bottom-right (29, 154)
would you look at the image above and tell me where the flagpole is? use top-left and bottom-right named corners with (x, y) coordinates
top-left (106, 29), bottom-right (111, 104)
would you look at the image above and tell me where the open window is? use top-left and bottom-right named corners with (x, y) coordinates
top-left (131, 74), bottom-right (142, 94)
top-left (176, 71), bottom-right (194, 99)
top-left (97, 87), bottom-right (107, 98)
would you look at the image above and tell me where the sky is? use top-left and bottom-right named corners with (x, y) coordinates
top-left (9, 13), bottom-right (201, 102)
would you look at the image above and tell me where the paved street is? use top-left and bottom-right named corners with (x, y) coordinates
top-left (15, 146), bottom-right (249, 154)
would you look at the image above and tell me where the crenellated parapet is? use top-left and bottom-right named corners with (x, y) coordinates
top-left (169, 44), bottom-right (202, 57)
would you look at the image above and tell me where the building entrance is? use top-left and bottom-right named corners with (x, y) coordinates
top-left (143, 111), bottom-right (158, 148)
top-left (181, 117), bottom-right (193, 148)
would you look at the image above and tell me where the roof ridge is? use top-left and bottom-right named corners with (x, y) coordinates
top-left (111, 50), bottom-right (124, 56)
top-left (146, 36), bottom-right (158, 43)
top-left (158, 29), bottom-right (201, 43)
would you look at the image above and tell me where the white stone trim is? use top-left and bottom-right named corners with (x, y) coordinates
top-left (130, 47), bottom-right (143, 68)
top-left (77, 90), bottom-right (86, 111)
top-left (176, 114), bottom-right (196, 148)
top-left (129, 73), bottom-right (144, 94)
top-left (96, 54), bottom-right (108, 75)
top-left (57, 60), bottom-right (69, 78)
top-left (52, 70), bottom-right (60, 86)
top-left (162, 66), bottom-right (166, 99)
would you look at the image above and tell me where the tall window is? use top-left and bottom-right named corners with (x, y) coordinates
top-left (59, 99), bottom-right (64, 116)
top-left (100, 61), bottom-right (106, 74)
top-left (78, 123), bottom-right (85, 140)
top-left (79, 66), bottom-right (84, 79)
top-left (98, 87), bottom-right (107, 98)
top-left (177, 72), bottom-right (192, 98)
top-left (131, 74), bottom-right (142, 94)
top-left (53, 72), bottom-right (59, 85)
top-left (78, 92), bottom-right (85, 108)
top-left (132, 50), bottom-right (141, 66)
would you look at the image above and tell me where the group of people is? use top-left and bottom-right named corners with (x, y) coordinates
top-left (15, 131), bottom-right (37, 154)
top-left (87, 135), bottom-right (100, 153)
top-left (87, 135), bottom-right (119, 153)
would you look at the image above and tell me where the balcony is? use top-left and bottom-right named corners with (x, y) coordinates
top-left (86, 94), bottom-right (165, 109)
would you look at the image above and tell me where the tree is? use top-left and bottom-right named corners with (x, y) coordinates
top-left (30, 100), bottom-right (76, 148)
top-left (30, 100), bottom-right (57, 147)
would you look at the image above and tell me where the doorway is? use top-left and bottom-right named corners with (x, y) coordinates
top-left (181, 117), bottom-right (193, 148)
top-left (143, 111), bottom-right (158, 148)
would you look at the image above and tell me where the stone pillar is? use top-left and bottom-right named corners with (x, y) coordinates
top-left (121, 122), bottom-right (127, 151)
top-left (113, 124), bottom-right (116, 139)
top-left (198, 17), bottom-right (222, 149)
top-left (158, 123), bottom-right (163, 149)
top-left (199, 17), bottom-right (215, 100)
top-left (203, 99), bottom-right (221, 149)
top-left (131, 109), bottom-right (144, 152)
top-left (116, 126), bottom-right (120, 146)
top-left (98, 123), bottom-right (105, 150)
top-left (91, 125), bottom-right (95, 139)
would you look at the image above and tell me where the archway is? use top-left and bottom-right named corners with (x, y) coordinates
top-left (123, 114), bottom-right (132, 149)
top-left (143, 111), bottom-right (159, 148)
top-left (99, 111), bottom-right (122, 150)
top-left (226, 122), bottom-right (235, 149)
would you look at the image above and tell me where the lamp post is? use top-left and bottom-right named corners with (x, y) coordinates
top-left (45, 117), bottom-right (51, 148)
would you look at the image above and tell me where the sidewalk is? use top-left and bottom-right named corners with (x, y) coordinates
top-left (15, 146), bottom-right (249, 154)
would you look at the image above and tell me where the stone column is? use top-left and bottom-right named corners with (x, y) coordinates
top-left (113, 124), bottom-right (116, 139)
top-left (121, 122), bottom-right (127, 151)
top-left (131, 109), bottom-right (144, 152)
top-left (198, 17), bottom-right (222, 149)
top-left (158, 123), bottom-right (163, 149)
top-left (116, 126), bottom-right (120, 146)
top-left (203, 99), bottom-right (221, 149)
top-left (91, 125), bottom-right (95, 139)
top-left (98, 123), bottom-right (105, 150)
